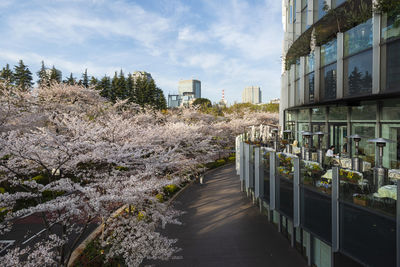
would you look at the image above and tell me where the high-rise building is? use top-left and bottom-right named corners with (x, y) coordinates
top-left (278, 0), bottom-right (400, 266)
top-left (178, 79), bottom-right (201, 99)
top-left (242, 86), bottom-right (261, 104)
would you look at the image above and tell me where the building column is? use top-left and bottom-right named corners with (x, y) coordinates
top-left (336, 32), bottom-right (344, 99)
top-left (300, 56), bottom-right (306, 105)
top-left (314, 46), bottom-right (321, 102)
top-left (307, 0), bottom-right (315, 25)
top-left (372, 11), bottom-right (381, 94)
top-left (295, 0), bottom-right (302, 39)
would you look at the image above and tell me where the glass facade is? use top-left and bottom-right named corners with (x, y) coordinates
top-left (318, 0), bottom-right (326, 20)
top-left (321, 63), bottom-right (337, 100)
top-left (344, 19), bottom-right (372, 56)
top-left (305, 73), bottom-right (315, 104)
top-left (321, 39), bottom-right (337, 66)
top-left (344, 49), bottom-right (372, 97)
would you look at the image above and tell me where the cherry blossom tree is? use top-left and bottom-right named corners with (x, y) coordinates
top-left (0, 81), bottom-right (277, 266)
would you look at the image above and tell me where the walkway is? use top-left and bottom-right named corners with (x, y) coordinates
top-left (155, 164), bottom-right (307, 267)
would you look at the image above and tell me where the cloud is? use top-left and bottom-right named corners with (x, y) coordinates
top-left (0, 0), bottom-right (283, 103)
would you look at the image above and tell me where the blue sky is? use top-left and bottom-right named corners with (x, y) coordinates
top-left (0, 0), bottom-right (283, 104)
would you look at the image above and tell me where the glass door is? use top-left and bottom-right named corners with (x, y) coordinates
top-left (329, 123), bottom-right (347, 155)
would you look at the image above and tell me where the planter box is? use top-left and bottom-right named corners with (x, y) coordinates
top-left (353, 197), bottom-right (367, 206)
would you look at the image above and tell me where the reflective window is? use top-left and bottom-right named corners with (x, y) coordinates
top-left (335, 0), bottom-right (346, 7)
top-left (382, 99), bottom-right (400, 121)
top-left (344, 50), bottom-right (372, 97)
top-left (382, 124), bottom-right (400, 169)
top-left (344, 19), bottom-right (373, 56)
top-left (329, 106), bottom-right (347, 121)
top-left (295, 58), bottom-right (300, 80)
top-left (293, 0), bottom-right (297, 22)
top-left (321, 63), bottom-right (337, 100)
top-left (318, 0), bottom-right (326, 20)
top-left (351, 102), bottom-right (376, 121)
top-left (295, 79), bottom-right (301, 105)
top-left (305, 73), bottom-right (315, 103)
top-left (298, 109), bottom-right (309, 122)
top-left (384, 39), bottom-right (400, 92)
top-left (306, 52), bottom-right (315, 73)
top-left (351, 123), bottom-right (376, 166)
top-left (382, 14), bottom-right (400, 42)
top-left (311, 107), bottom-right (326, 122)
top-left (301, 7), bottom-right (308, 33)
top-left (321, 39), bottom-right (337, 66)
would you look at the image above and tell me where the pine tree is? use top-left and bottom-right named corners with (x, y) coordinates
top-left (348, 67), bottom-right (362, 95)
top-left (110, 72), bottom-right (119, 102)
top-left (13, 60), bottom-right (33, 91)
top-left (37, 61), bottom-right (48, 86)
top-left (99, 75), bottom-right (112, 99)
top-left (155, 88), bottom-right (167, 110)
top-left (0, 64), bottom-right (14, 84)
top-left (82, 69), bottom-right (89, 88)
top-left (89, 76), bottom-right (98, 88)
top-left (126, 73), bottom-right (135, 102)
top-left (49, 65), bottom-right (62, 84)
top-left (66, 73), bottom-right (76, 85)
top-left (116, 70), bottom-right (126, 99)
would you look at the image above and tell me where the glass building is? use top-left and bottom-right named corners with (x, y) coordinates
top-left (268, 0), bottom-right (400, 266)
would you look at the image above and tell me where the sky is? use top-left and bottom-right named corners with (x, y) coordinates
top-left (0, 0), bottom-right (283, 104)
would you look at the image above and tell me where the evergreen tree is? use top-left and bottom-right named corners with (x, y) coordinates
top-left (155, 88), bottom-right (167, 110)
top-left (66, 73), bottom-right (76, 85)
top-left (13, 60), bottom-right (33, 91)
top-left (0, 63), bottom-right (14, 84)
top-left (37, 61), bottom-right (48, 86)
top-left (99, 75), bottom-right (112, 99)
top-left (126, 73), bottom-right (135, 102)
top-left (49, 65), bottom-right (62, 84)
top-left (89, 76), bottom-right (98, 87)
top-left (116, 70), bottom-right (126, 99)
top-left (110, 72), bottom-right (119, 102)
top-left (82, 69), bottom-right (89, 88)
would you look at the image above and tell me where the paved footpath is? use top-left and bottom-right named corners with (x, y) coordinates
top-left (153, 164), bottom-right (307, 267)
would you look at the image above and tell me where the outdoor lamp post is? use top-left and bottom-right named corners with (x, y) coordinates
top-left (368, 138), bottom-right (395, 191)
top-left (314, 131), bottom-right (326, 164)
top-left (348, 134), bottom-right (363, 172)
top-left (272, 128), bottom-right (279, 151)
top-left (283, 129), bottom-right (293, 153)
top-left (301, 131), bottom-right (313, 161)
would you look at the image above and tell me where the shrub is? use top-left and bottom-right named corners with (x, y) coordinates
top-left (163, 184), bottom-right (179, 197)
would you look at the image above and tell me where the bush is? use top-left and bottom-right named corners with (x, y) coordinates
top-left (32, 174), bottom-right (49, 185)
top-left (163, 184), bottom-right (179, 197)
top-left (0, 187), bottom-right (5, 194)
top-left (115, 166), bottom-right (129, 171)
top-left (155, 193), bottom-right (164, 203)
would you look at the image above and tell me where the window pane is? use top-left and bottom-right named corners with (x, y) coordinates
top-left (351, 102), bottom-right (376, 120)
top-left (295, 79), bottom-right (301, 105)
top-left (335, 0), bottom-right (346, 7)
top-left (382, 99), bottom-right (400, 121)
top-left (329, 106), bottom-right (347, 121)
top-left (382, 14), bottom-right (400, 42)
top-left (382, 124), bottom-right (400, 169)
top-left (295, 58), bottom-right (300, 80)
top-left (351, 123), bottom-right (376, 166)
top-left (311, 107), bottom-right (326, 122)
top-left (321, 63), bottom-right (337, 101)
top-left (318, 0), bottom-right (326, 20)
top-left (344, 19), bottom-right (372, 56)
top-left (301, 7), bottom-right (308, 33)
top-left (305, 72), bottom-right (315, 103)
top-left (344, 49), bottom-right (372, 97)
top-left (306, 52), bottom-right (315, 73)
top-left (385, 39), bottom-right (400, 92)
top-left (298, 109), bottom-right (309, 122)
top-left (321, 39), bottom-right (337, 66)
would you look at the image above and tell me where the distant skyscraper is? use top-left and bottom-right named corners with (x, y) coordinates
top-left (131, 71), bottom-right (153, 83)
top-left (242, 86), bottom-right (262, 104)
top-left (178, 79), bottom-right (201, 99)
